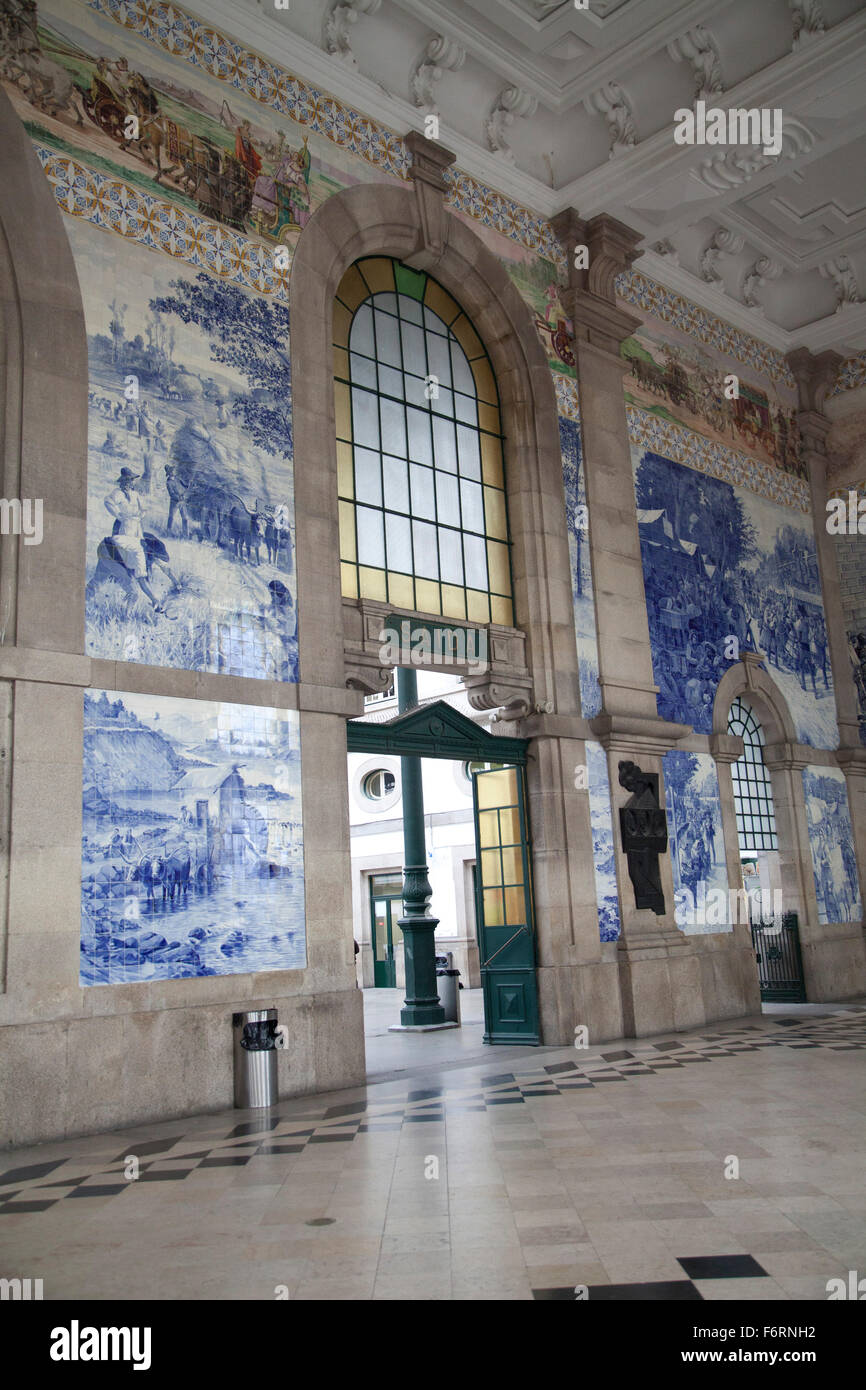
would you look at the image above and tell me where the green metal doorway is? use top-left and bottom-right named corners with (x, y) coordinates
top-left (347, 699), bottom-right (539, 1045)
top-left (369, 872), bottom-right (403, 988)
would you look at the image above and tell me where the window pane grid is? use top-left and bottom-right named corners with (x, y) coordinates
top-left (727, 697), bottom-right (778, 852)
top-left (334, 258), bottom-right (512, 624)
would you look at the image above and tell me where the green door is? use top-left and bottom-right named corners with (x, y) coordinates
top-left (370, 873), bottom-right (403, 988)
top-left (472, 765), bottom-right (540, 1044)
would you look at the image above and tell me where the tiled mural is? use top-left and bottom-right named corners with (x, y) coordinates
top-left (586, 742), bottom-right (620, 943)
top-left (81, 689), bottom-right (305, 984)
top-left (664, 751), bottom-right (731, 934)
top-left (802, 766), bottom-right (862, 926)
top-left (72, 221), bottom-right (298, 679)
top-left (634, 447), bottom-right (838, 750)
top-left (560, 414), bottom-right (601, 719)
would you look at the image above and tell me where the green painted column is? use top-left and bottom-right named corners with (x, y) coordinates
top-left (396, 667), bottom-right (445, 1026)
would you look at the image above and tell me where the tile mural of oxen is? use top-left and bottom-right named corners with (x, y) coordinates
top-left (72, 223), bottom-right (299, 682)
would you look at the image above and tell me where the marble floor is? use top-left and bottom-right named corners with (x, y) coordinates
top-left (1, 1001), bottom-right (865, 1301)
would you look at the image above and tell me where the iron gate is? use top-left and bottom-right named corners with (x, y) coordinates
top-left (751, 911), bottom-right (806, 1003)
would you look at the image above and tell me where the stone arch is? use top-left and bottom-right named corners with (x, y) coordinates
top-left (0, 86), bottom-right (89, 655)
top-left (712, 655), bottom-right (797, 747)
top-left (711, 653), bottom-right (817, 955)
top-left (289, 177), bottom-right (580, 715)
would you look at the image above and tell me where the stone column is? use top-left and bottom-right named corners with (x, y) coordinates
top-left (786, 348), bottom-right (866, 987)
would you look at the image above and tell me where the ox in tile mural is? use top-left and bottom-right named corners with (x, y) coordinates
top-left (73, 223), bottom-right (298, 680)
top-left (81, 689), bottom-right (305, 985)
top-left (634, 448), bottom-right (838, 749)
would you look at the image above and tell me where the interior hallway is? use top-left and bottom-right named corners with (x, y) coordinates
top-left (2, 1002), bottom-right (865, 1301)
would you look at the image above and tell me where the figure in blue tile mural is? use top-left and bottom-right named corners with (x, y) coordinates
top-left (81, 690), bottom-right (305, 985)
top-left (586, 742), bottom-right (621, 941)
top-left (802, 767), bottom-right (862, 925)
top-left (634, 448), bottom-right (838, 749)
top-left (664, 751), bottom-right (730, 933)
top-left (560, 416), bottom-right (601, 718)
top-left (74, 224), bottom-right (298, 683)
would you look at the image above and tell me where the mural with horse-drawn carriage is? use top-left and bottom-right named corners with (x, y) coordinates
top-left (622, 327), bottom-right (805, 479)
top-left (81, 689), bottom-right (305, 984)
top-left (0, 0), bottom-right (375, 250)
top-left (74, 222), bottom-right (298, 680)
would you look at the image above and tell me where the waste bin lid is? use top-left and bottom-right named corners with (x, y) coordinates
top-left (233, 1008), bottom-right (278, 1026)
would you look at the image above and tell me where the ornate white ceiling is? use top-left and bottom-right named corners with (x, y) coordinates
top-left (227, 0), bottom-right (866, 350)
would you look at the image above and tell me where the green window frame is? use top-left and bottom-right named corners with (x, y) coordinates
top-left (333, 256), bottom-right (513, 626)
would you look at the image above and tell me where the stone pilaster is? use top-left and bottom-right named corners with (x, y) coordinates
top-left (786, 348), bottom-right (866, 953)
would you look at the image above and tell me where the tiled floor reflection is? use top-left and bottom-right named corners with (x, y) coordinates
top-left (1, 1004), bottom-right (865, 1301)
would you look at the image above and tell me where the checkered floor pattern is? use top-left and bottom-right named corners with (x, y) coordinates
top-left (2, 1006), bottom-right (864, 1217)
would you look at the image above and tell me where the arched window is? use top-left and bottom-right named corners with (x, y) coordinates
top-left (332, 257), bottom-right (513, 626)
top-left (727, 697), bottom-right (778, 852)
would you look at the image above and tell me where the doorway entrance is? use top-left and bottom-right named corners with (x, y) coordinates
top-left (370, 872), bottom-right (403, 988)
top-left (347, 698), bottom-right (540, 1045)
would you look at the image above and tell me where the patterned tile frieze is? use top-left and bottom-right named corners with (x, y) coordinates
top-left (41, 0), bottom-right (854, 402)
top-left (626, 404), bottom-right (811, 512)
top-left (830, 352), bottom-right (866, 397)
top-left (86, 0), bottom-right (562, 264)
top-left (554, 374), bottom-right (581, 422)
top-left (37, 144), bottom-right (291, 299)
top-left (616, 268), bottom-right (796, 389)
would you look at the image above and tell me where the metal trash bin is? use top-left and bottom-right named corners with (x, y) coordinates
top-left (232, 1008), bottom-right (279, 1108)
top-left (435, 953), bottom-right (462, 1025)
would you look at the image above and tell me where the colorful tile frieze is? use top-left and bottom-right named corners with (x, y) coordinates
top-left (626, 405), bottom-right (810, 513)
top-left (830, 352), bottom-right (866, 396)
top-left (616, 268), bottom-right (795, 389)
top-left (36, 145), bottom-right (291, 298)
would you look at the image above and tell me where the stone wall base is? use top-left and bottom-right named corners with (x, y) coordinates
top-left (0, 987), bottom-right (365, 1149)
top-left (802, 926), bottom-right (866, 1002)
top-left (617, 935), bottom-right (762, 1038)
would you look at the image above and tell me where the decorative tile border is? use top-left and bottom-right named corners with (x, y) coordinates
top-left (830, 352), bottom-right (866, 396)
top-left (554, 375), bottom-right (581, 422)
top-left (36, 145), bottom-right (290, 298)
top-left (616, 268), bottom-right (795, 389)
top-left (626, 404), bottom-right (811, 512)
top-left (82, 0), bottom-right (858, 401)
top-left (87, 0), bottom-right (561, 264)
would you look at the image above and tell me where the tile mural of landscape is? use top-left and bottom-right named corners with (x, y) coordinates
top-left (802, 766), bottom-right (862, 926)
top-left (81, 689), bottom-right (305, 985)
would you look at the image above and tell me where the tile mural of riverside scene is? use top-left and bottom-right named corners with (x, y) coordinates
top-left (81, 690), bottom-right (305, 985)
top-left (70, 221), bottom-right (298, 679)
top-left (634, 448), bottom-right (839, 750)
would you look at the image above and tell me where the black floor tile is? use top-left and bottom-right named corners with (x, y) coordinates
top-left (678, 1254), bottom-right (767, 1279)
top-left (588, 1281), bottom-right (703, 1300)
top-left (0, 1160), bottom-right (69, 1187)
top-left (323, 1102), bottom-right (368, 1119)
top-left (255, 1143), bottom-right (306, 1154)
top-left (198, 1156), bottom-right (251, 1167)
top-left (225, 1119), bottom-right (281, 1138)
top-left (0, 1199), bottom-right (59, 1213)
top-left (67, 1185), bottom-right (128, 1197)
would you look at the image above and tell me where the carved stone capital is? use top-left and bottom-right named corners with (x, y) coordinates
top-left (836, 746), bottom-right (866, 779)
top-left (709, 732), bottom-right (744, 764)
top-left (762, 740), bottom-right (812, 772)
top-left (589, 712), bottom-right (692, 757)
top-left (404, 130), bottom-right (455, 269)
top-left (786, 347), bottom-right (843, 415)
top-left (552, 209), bottom-right (643, 351)
top-left (464, 678), bottom-right (533, 720)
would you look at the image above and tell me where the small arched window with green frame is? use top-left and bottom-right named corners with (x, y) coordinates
top-left (333, 256), bottom-right (513, 626)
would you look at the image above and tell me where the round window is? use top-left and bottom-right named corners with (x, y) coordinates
top-left (463, 760), bottom-right (503, 781)
top-left (362, 769), bottom-right (396, 801)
